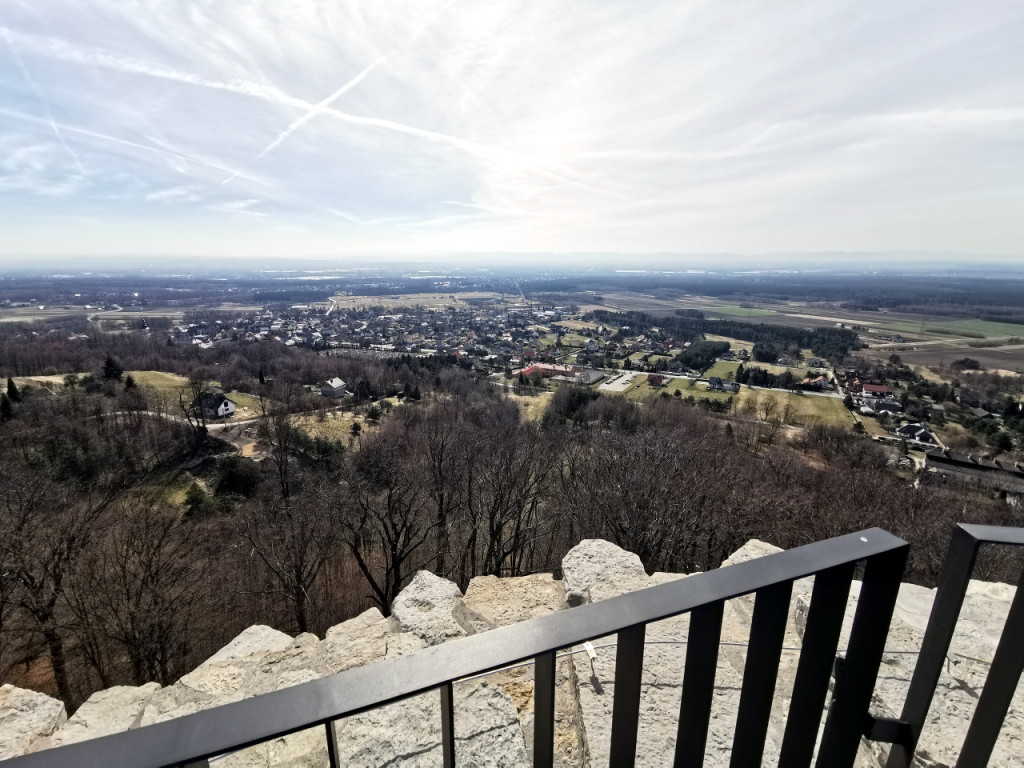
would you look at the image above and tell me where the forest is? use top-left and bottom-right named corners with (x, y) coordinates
top-left (589, 309), bottom-right (861, 360)
top-left (0, 319), bottom-right (1021, 716)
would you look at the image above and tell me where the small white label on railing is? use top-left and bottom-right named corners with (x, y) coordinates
top-left (584, 642), bottom-right (597, 660)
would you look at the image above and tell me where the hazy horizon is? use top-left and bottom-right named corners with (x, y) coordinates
top-left (3, 250), bottom-right (1024, 278)
top-left (2, 1), bottom-right (1024, 262)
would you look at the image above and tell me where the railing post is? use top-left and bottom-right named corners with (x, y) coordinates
top-left (955, 565), bottom-right (1024, 768)
top-left (778, 562), bottom-right (855, 767)
top-left (534, 651), bottom-right (556, 768)
top-left (885, 525), bottom-right (979, 768)
top-left (731, 581), bottom-right (793, 767)
top-left (325, 720), bottom-right (341, 768)
top-left (609, 623), bottom-right (647, 766)
top-left (440, 682), bottom-right (456, 768)
top-left (674, 601), bottom-right (724, 768)
top-left (817, 544), bottom-right (909, 767)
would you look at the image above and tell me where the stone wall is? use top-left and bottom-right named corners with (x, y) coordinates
top-left (2, 540), bottom-right (1019, 767)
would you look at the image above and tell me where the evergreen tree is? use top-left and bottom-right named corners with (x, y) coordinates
top-left (0, 393), bottom-right (12, 420)
top-left (7, 377), bottom-right (21, 402)
top-left (124, 374), bottom-right (137, 390)
top-left (102, 355), bottom-right (124, 381)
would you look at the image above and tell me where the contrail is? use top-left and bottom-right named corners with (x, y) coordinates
top-left (2, 27), bottom-right (85, 174)
top-left (7, 25), bottom-right (607, 197)
top-left (219, 54), bottom-right (388, 185)
top-left (0, 106), bottom-right (264, 184)
top-left (222, 0), bottom-right (461, 185)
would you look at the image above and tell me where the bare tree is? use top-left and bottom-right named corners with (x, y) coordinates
top-left (758, 396), bottom-right (779, 423)
top-left (338, 423), bottom-right (434, 612)
top-left (238, 490), bottom-right (338, 634)
top-left (258, 385), bottom-right (300, 499)
top-left (68, 500), bottom-right (212, 686)
top-left (0, 475), bottom-right (113, 705)
top-left (460, 419), bottom-right (554, 579)
top-left (178, 374), bottom-right (211, 432)
top-left (419, 403), bottom-right (467, 575)
top-left (781, 401), bottom-right (797, 425)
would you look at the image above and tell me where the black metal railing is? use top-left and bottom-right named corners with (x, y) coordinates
top-left (2, 525), bottom-right (1020, 768)
top-left (880, 523), bottom-right (1024, 768)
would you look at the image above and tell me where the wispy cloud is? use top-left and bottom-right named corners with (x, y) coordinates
top-left (145, 184), bottom-right (204, 203)
top-left (219, 55), bottom-right (389, 185)
top-left (208, 198), bottom-right (269, 217)
top-left (2, 26), bottom-right (84, 174)
top-left (2, 1), bottom-right (1023, 258)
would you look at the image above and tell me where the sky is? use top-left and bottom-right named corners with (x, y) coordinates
top-left (1, 0), bottom-right (1023, 264)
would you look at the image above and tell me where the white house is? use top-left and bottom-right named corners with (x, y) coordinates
top-left (193, 393), bottom-right (236, 419)
top-left (320, 377), bottom-right (347, 398)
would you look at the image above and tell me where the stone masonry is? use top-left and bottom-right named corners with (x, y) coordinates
top-left (1, 540), bottom-right (1020, 767)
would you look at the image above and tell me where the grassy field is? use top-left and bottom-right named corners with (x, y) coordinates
top-left (705, 361), bottom-right (740, 379)
top-left (704, 305), bottom-right (778, 317)
top-left (740, 390), bottom-right (853, 428)
top-left (128, 370), bottom-right (190, 389)
top-left (561, 333), bottom-right (590, 347)
top-left (0, 307), bottom-right (185, 324)
top-left (858, 415), bottom-right (890, 437)
top-left (328, 292), bottom-right (503, 310)
top-left (11, 374), bottom-right (68, 389)
top-left (874, 344), bottom-right (1024, 374)
top-left (695, 386), bottom-right (738, 402)
top-left (747, 362), bottom-right (808, 377)
top-left (703, 334), bottom-right (755, 352)
top-left (553, 320), bottom-right (600, 331)
top-left (291, 411), bottom-right (359, 441)
top-left (508, 392), bottom-right (552, 421)
top-left (929, 318), bottom-right (1024, 337)
top-left (621, 380), bottom-right (667, 401)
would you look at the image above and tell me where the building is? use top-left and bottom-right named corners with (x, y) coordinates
top-left (862, 383), bottom-right (890, 399)
top-left (925, 450), bottom-right (1024, 494)
top-left (519, 363), bottom-right (580, 378)
top-left (320, 377), bottom-right (347, 398)
top-left (895, 423), bottom-right (938, 446)
top-left (576, 369), bottom-right (606, 386)
top-left (707, 376), bottom-right (740, 393)
top-left (801, 375), bottom-right (829, 390)
top-left (193, 393), bottom-right (236, 419)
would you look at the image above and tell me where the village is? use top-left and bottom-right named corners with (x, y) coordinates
top-left (154, 295), bottom-right (1023, 499)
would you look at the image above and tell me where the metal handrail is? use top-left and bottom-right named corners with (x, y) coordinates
top-left (3, 528), bottom-right (910, 768)
top-left (884, 524), bottom-right (1024, 768)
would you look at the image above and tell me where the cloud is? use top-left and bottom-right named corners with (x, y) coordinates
top-left (145, 184), bottom-right (204, 203)
top-left (207, 198), bottom-right (269, 217)
top-left (2, 27), bottom-right (84, 174)
top-left (1, 0), bottom-right (1023, 258)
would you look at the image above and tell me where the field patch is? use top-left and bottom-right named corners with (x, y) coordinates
top-left (929, 318), bottom-right (1024, 337)
top-left (704, 305), bottom-right (778, 317)
top-left (328, 292), bottom-right (502, 311)
top-left (291, 411), bottom-right (360, 441)
top-left (508, 392), bottom-right (552, 421)
top-left (705, 361), bottom-right (740, 379)
top-left (129, 370), bottom-right (190, 389)
top-left (741, 390), bottom-right (853, 428)
top-left (553, 320), bottom-right (600, 331)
